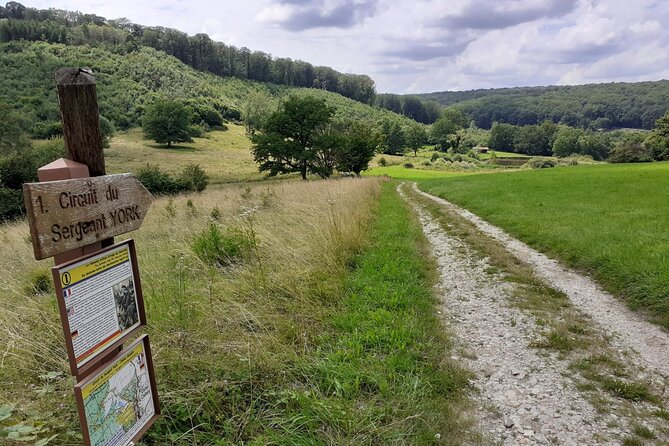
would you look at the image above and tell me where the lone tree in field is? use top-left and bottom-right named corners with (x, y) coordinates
top-left (337, 121), bottom-right (380, 176)
top-left (251, 95), bottom-right (334, 180)
top-left (143, 99), bottom-right (193, 147)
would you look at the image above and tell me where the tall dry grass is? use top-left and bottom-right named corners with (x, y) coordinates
top-left (0, 177), bottom-right (383, 443)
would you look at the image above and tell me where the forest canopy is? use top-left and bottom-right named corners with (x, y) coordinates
top-left (419, 82), bottom-right (669, 130)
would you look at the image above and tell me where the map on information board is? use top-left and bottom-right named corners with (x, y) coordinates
top-left (76, 336), bottom-right (158, 446)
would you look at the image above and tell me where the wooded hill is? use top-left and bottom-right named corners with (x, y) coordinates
top-left (0, 2), bottom-right (375, 103)
top-left (418, 81), bottom-right (669, 130)
top-left (0, 40), bottom-right (414, 138)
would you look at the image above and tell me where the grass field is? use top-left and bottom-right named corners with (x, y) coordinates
top-left (418, 162), bottom-right (669, 328)
top-left (105, 123), bottom-right (263, 184)
top-left (365, 165), bottom-right (473, 180)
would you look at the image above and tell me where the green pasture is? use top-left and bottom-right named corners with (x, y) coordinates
top-left (418, 162), bottom-right (669, 328)
top-left (365, 165), bottom-right (473, 180)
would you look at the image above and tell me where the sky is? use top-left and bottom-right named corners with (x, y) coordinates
top-left (28, 0), bottom-right (669, 94)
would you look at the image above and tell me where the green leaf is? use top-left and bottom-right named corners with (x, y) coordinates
top-left (38, 371), bottom-right (63, 381)
top-left (0, 404), bottom-right (13, 421)
top-left (35, 434), bottom-right (59, 446)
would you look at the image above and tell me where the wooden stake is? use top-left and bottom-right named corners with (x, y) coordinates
top-left (55, 67), bottom-right (113, 249)
top-left (55, 68), bottom-right (106, 177)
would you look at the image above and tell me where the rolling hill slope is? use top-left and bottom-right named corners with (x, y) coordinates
top-left (418, 81), bottom-right (669, 130)
top-left (0, 40), bottom-right (415, 136)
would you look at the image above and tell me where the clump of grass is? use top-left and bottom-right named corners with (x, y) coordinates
top-left (23, 270), bottom-right (52, 295)
top-left (622, 437), bottom-right (644, 446)
top-left (600, 378), bottom-right (659, 404)
top-left (210, 206), bottom-right (221, 221)
top-left (632, 424), bottom-right (656, 439)
top-left (192, 224), bottom-right (252, 267)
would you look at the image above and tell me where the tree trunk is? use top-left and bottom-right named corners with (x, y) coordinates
top-left (167, 141), bottom-right (171, 147)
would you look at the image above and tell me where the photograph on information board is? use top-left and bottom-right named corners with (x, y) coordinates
top-left (52, 239), bottom-right (146, 376)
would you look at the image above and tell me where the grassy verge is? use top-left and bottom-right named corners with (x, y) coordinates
top-left (274, 181), bottom-right (476, 444)
top-left (364, 165), bottom-right (473, 181)
top-left (418, 162), bottom-right (669, 329)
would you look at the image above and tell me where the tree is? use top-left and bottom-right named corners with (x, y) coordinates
top-left (489, 123), bottom-right (516, 152)
top-left (251, 95), bottom-right (334, 180)
top-left (608, 133), bottom-right (653, 163)
top-left (0, 103), bottom-right (30, 156)
top-left (241, 90), bottom-right (275, 134)
top-left (430, 109), bottom-right (469, 150)
top-left (380, 120), bottom-right (405, 155)
top-left (337, 121), bottom-right (380, 176)
top-left (405, 122), bottom-right (428, 156)
top-left (142, 99), bottom-right (193, 147)
top-left (552, 126), bottom-right (584, 157)
top-left (579, 132), bottom-right (610, 160)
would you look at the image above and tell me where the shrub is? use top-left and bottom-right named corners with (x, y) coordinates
top-left (430, 152), bottom-right (440, 162)
top-left (0, 188), bottom-right (24, 220)
top-left (137, 164), bottom-right (208, 195)
top-left (220, 106), bottom-right (242, 121)
top-left (608, 135), bottom-right (654, 163)
top-left (421, 160), bottom-right (431, 166)
top-left (403, 162), bottom-right (414, 168)
top-left (180, 164), bottom-right (209, 192)
top-left (525, 158), bottom-right (557, 169)
top-left (378, 157), bottom-right (387, 167)
top-left (192, 224), bottom-right (252, 267)
top-left (137, 164), bottom-right (182, 195)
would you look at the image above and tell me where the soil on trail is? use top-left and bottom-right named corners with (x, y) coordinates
top-left (399, 183), bottom-right (669, 445)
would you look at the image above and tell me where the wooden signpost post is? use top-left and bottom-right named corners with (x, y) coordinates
top-left (22, 68), bottom-right (159, 446)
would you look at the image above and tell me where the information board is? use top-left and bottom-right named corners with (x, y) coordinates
top-left (74, 335), bottom-right (160, 446)
top-left (52, 240), bottom-right (146, 377)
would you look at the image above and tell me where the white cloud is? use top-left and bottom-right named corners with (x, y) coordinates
top-left (28, 0), bottom-right (669, 93)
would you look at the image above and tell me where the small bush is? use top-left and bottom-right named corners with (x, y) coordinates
top-left (609, 138), bottom-right (654, 163)
top-left (430, 152), bottom-right (440, 162)
top-left (403, 162), bottom-right (414, 169)
top-left (378, 157), bottom-right (387, 167)
top-left (137, 164), bottom-right (182, 195)
top-left (526, 158), bottom-right (557, 169)
top-left (0, 188), bottom-right (23, 220)
top-left (180, 164), bottom-right (209, 192)
top-left (137, 164), bottom-right (208, 195)
top-left (24, 270), bottom-right (52, 295)
top-left (421, 160), bottom-right (431, 166)
top-left (192, 224), bottom-right (252, 267)
top-left (210, 207), bottom-right (222, 221)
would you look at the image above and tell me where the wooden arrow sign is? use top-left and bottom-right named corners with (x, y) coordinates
top-left (23, 173), bottom-right (153, 260)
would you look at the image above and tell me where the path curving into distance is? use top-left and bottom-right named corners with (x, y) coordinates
top-left (399, 182), bottom-right (669, 445)
top-left (408, 182), bottom-right (669, 380)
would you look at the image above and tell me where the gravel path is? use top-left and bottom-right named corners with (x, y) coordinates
top-left (397, 183), bottom-right (667, 445)
top-left (409, 182), bottom-right (669, 381)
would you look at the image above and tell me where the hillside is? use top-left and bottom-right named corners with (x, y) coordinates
top-left (418, 81), bottom-right (669, 130)
top-left (0, 40), bottom-right (414, 137)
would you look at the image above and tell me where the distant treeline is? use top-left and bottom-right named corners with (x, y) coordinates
top-left (418, 82), bottom-right (669, 130)
top-left (0, 2), bottom-right (376, 104)
top-left (375, 94), bottom-right (441, 124)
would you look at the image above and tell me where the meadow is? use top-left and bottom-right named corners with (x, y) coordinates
top-left (418, 162), bottom-right (669, 328)
top-left (105, 124), bottom-right (263, 184)
top-left (0, 160), bottom-right (472, 443)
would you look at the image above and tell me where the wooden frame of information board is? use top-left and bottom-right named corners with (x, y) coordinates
top-left (73, 335), bottom-right (160, 446)
top-left (52, 239), bottom-right (146, 379)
